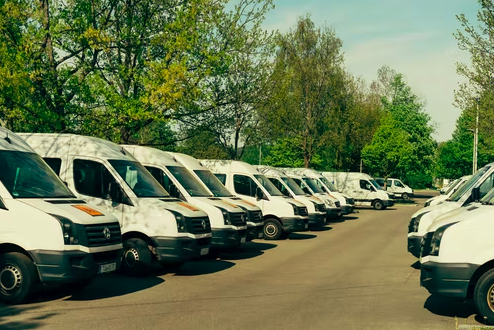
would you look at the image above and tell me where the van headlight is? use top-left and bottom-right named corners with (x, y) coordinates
top-left (324, 199), bottom-right (335, 207)
top-left (51, 214), bottom-right (79, 245)
top-left (411, 211), bottom-right (429, 232)
top-left (289, 203), bottom-right (299, 215)
top-left (429, 222), bottom-right (458, 256)
top-left (217, 207), bottom-right (231, 225)
top-left (169, 210), bottom-right (187, 232)
top-left (424, 201), bottom-right (430, 207)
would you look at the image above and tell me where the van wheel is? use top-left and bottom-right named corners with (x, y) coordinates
top-left (0, 252), bottom-right (39, 304)
top-left (474, 268), bottom-right (494, 324)
top-left (263, 219), bottom-right (283, 240)
top-left (373, 200), bottom-right (384, 210)
top-left (402, 193), bottom-right (409, 200)
top-left (121, 238), bottom-right (152, 277)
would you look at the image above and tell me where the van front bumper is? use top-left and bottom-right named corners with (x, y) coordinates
top-left (407, 235), bottom-right (422, 258)
top-left (151, 236), bottom-right (211, 264)
top-left (308, 213), bottom-right (326, 227)
top-left (30, 248), bottom-right (121, 284)
top-left (341, 205), bottom-right (354, 215)
top-left (326, 208), bottom-right (342, 220)
top-left (246, 222), bottom-right (264, 241)
top-left (211, 228), bottom-right (247, 249)
top-left (281, 216), bottom-right (309, 232)
top-left (421, 261), bottom-right (478, 299)
top-left (384, 200), bottom-right (395, 207)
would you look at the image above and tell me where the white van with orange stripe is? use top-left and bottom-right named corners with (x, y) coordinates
top-left (19, 133), bottom-right (212, 276)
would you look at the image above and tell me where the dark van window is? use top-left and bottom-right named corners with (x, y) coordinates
top-left (360, 180), bottom-right (372, 190)
top-left (214, 173), bottom-right (227, 185)
top-left (234, 174), bottom-right (257, 197)
top-left (269, 178), bottom-right (290, 197)
top-left (73, 159), bottom-right (117, 199)
top-left (44, 158), bottom-right (62, 176)
top-left (145, 166), bottom-right (173, 192)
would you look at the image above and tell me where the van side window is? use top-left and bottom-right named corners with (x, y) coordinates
top-left (479, 173), bottom-right (494, 197)
top-left (387, 180), bottom-right (392, 187)
top-left (145, 166), bottom-right (173, 192)
top-left (269, 178), bottom-right (290, 197)
top-left (214, 173), bottom-right (226, 185)
top-left (44, 158), bottom-right (62, 176)
top-left (73, 159), bottom-right (117, 199)
top-left (360, 180), bottom-right (371, 190)
top-left (233, 174), bottom-right (256, 197)
top-left (293, 178), bottom-right (311, 194)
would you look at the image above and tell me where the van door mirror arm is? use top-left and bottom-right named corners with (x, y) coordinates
top-left (0, 197), bottom-right (8, 210)
top-left (472, 187), bottom-right (481, 202)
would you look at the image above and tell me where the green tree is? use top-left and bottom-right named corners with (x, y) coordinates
top-left (259, 16), bottom-right (345, 168)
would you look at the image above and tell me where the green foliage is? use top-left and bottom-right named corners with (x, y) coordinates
top-left (363, 73), bottom-right (436, 188)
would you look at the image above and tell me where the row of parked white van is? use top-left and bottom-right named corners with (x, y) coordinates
top-left (1, 128), bottom-right (388, 305)
top-left (406, 169), bottom-right (494, 323)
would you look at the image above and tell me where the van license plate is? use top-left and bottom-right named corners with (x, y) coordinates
top-left (98, 262), bottom-right (116, 274)
top-left (241, 237), bottom-right (246, 243)
top-left (200, 248), bottom-right (209, 255)
top-left (258, 233), bottom-right (263, 238)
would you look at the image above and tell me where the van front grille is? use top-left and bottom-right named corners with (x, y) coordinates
top-left (186, 216), bottom-right (211, 234)
top-left (76, 223), bottom-right (122, 247)
top-left (248, 210), bottom-right (263, 222)
top-left (230, 212), bottom-right (247, 226)
top-left (298, 206), bottom-right (308, 216)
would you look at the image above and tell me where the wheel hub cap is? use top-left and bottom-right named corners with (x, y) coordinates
top-left (0, 265), bottom-right (21, 292)
top-left (265, 224), bottom-right (276, 236)
top-left (124, 248), bottom-right (139, 268)
top-left (488, 283), bottom-right (494, 311)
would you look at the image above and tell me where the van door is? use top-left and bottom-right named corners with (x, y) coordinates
top-left (68, 158), bottom-right (124, 221)
top-left (232, 174), bottom-right (265, 210)
top-left (357, 179), bottom-right (374, 204)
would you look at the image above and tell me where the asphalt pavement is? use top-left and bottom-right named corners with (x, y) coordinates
top-left (0, 190), bottom-right (485, 329)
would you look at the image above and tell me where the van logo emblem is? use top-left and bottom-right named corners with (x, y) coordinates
top-left (201, 220), bottom-right (206, 229)
top-left (103, 227), bottom-right (111, 239)
top-left (241, 214), bottom-right (245, 222)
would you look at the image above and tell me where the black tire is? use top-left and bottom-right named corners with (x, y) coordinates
top-left (0, 252), bottom-right (39, 304)
top-left (474, 268), bottom-right (494, 324)
top-left (402, 193), bottom-right (409, 200)
top-left (121, 238), bottom-right (153, 277)
top-left (263, 218), bottom-right (283, 240)
top-left (373, 200), bottom-right (384, 210)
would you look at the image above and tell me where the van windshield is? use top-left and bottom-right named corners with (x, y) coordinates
top-left (0, 151), bottom-right (74, 199)
top-left (481, 187), bottom-right (494, 204)
top-left (109, 160), bottom-right (169, 198)
top-left (370, 180), bottom-right (383, 190)
top-left (254, 174), bottom-right (284, 196)
top-left (194, 170), bottom-right (233, 197)
top-left (167, 166), bottom-right (212, 197)
top-left (448, 166), bottom-right (489, 202)
top-left (303, 178), bottom-right (325, 194)
top-left (445, 179), bottom-right (460, 195)
top-left (281, 177), bottom-right (306, 196)
top-left (320, 176), bottom-right (339, 192)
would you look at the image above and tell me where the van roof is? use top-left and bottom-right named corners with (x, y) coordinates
top-left (255, 166), bottom-right (287, 178)
top-left (19, 133), bottom-right (136, 161)
top-left (121, 145), bottom-right (182, 167)
top-left (169, 152), bottom-right (207, 171)
top-left (0, 128), bottom-right (34, 153)
top-left (200, 159), bottom-right (263, 175)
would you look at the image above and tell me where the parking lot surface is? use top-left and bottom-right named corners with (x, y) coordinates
top-left (0, 191), bottom-right (484, 330)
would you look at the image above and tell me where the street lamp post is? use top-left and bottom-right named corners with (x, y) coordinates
top-left (473, 101), bottom-right (479, 174)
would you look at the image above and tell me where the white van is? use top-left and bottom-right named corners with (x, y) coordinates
top-left (424, 176), bottom-right (470, 207)
top-left (256, 166), bottom-right (326, 228)
top-left (20, 134), bottom-right (212, 276)
top-left (293, 169), bottom-right (355, 215)
top-left (201, 160), bottom-right (309, 240)
top-left (123, 146), bottom-right (249, 249)
top-left (324, 172), bottom-right (395, 210)
top-left (169, 152), bottom-right (264, 241)
top-left (0, 128), bottom-right (122, 304)
top-left (407, 164), bottom-right (494, 258)
top-left (420, 188), bottom-right (494, 324)
top-left (281, 171), bottom-right (342, 221)
top-left (375, 178), bottom-right (414, 199)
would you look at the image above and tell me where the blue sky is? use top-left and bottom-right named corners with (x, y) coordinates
top-left (261, 0), bottom-right (480, 141)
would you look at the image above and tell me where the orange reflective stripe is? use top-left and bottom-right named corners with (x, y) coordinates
top-left (72, 205), bottom-right (104, 217)
top-left (178, 202), bottom-right (199, 211)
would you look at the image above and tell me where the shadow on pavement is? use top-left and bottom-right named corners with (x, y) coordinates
top-left (286, 233), bottom-right (317, 240)
top-left (343, 216), bottom-right (359, 220)
top-left (0, 305), bottom-right (57, 330)
top-left (310, 226), bottom-right (333, 232)
top-left (424, 294), bottom-right (477, 318)
top-left (217, 241), bottom-right (277, 261)
top-left (174, 260), bottom-right (235, 276)
top-left (410, 261), bottom-right (420, 270)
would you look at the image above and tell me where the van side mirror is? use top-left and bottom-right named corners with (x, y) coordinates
top-left (472, 187), bottom-right (480, 202)
top-left (169, 184), bottom-right (180, 199)
top-left (255, 187), bottom-right (264, 200)
top-left (109, 182), bottom-right (123, 202)
top-left (0, 196), bottom-right (7, 210)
